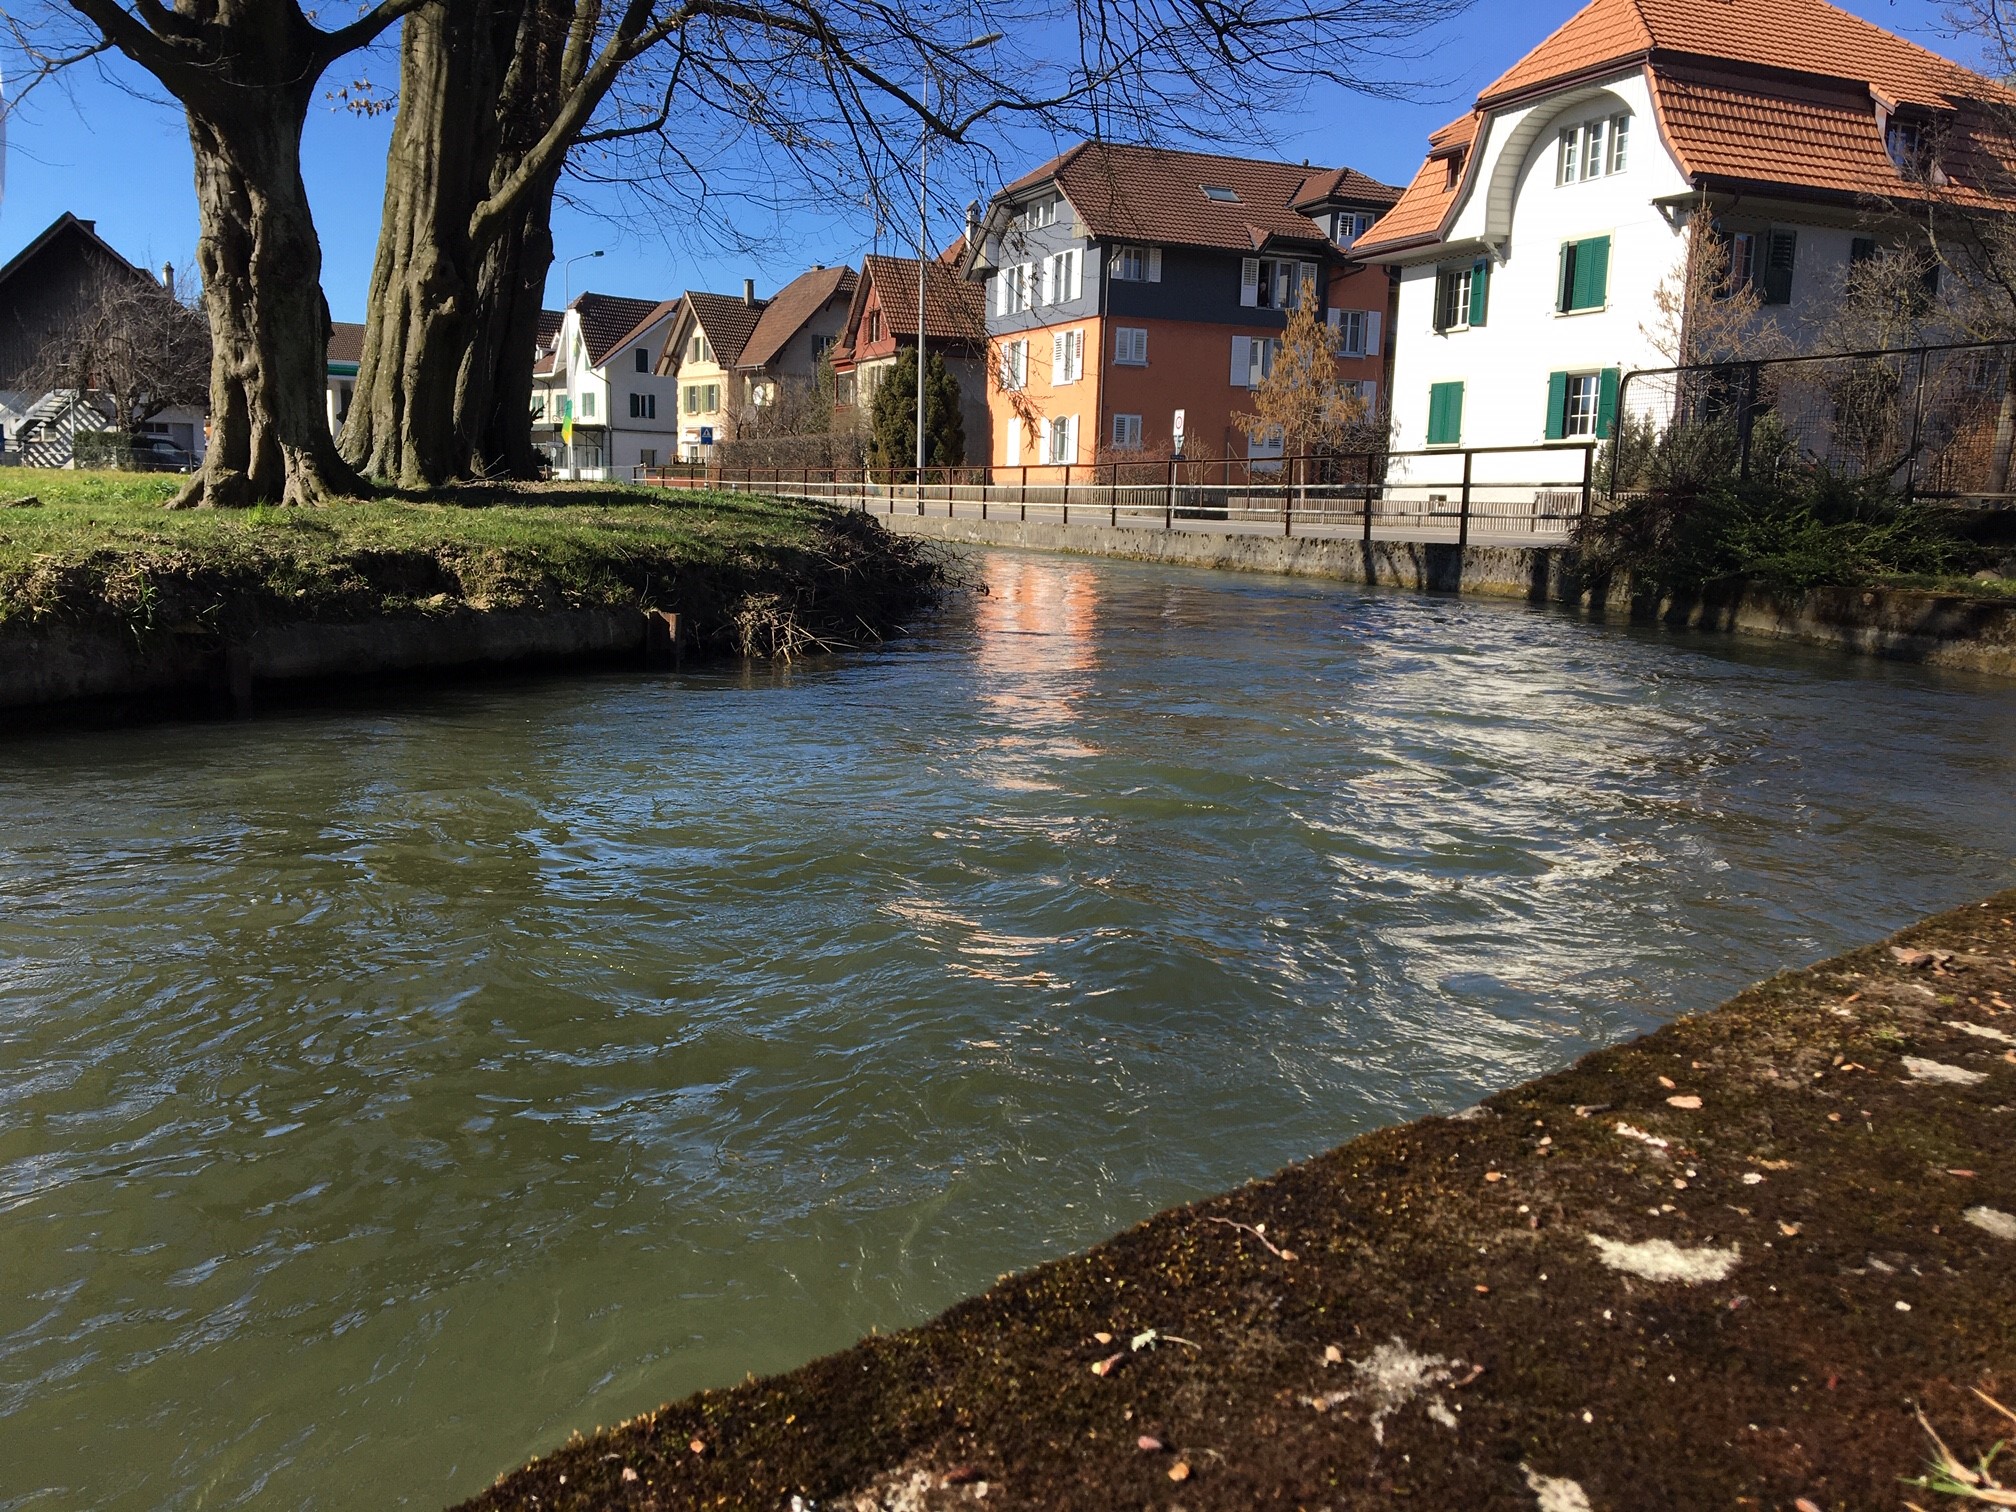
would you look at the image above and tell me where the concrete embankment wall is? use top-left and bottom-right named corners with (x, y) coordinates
top-left (0, 607), bottom-right (662, 717)
top-left (884, 512), bottom-right (2016, 677)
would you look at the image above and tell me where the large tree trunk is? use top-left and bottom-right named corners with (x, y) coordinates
top-left (345, 0), bottom-right (568, 485)
top-left (183, 92), bottom-right (360, 507)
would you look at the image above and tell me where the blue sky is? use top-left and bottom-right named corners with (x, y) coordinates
top-left (0, 0), bottom-right (1976, 322)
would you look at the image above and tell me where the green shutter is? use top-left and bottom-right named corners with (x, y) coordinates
top-left (1557, 243), bottom-right (1573, 313)
top-left (1427, 381), bottom-right (1464, 446)
top-left (1570, 235), bottom-right (1610, 310)
top-left (1469, 259), bottom-right (1489, 326)
top-left (1597, 367), bottom-right (1620, 439)
top-left (1544, 371), bottom-right (1569, 440)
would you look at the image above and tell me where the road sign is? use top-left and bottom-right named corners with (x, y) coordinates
top-left (699, 426), bottom-right (714, 446)
top-left (1172, 408), bottom-right (1185, 452)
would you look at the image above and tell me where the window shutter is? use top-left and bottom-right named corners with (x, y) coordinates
top-left (1240, 258), bottom-right (1260, 307)
top-left (1326, 308), bottom-right (1342, 331)
top-left (1582, 235), bottom-right (1610, 308)
top-left (1038, 258), bottom-right (1054, 306)
top-left (1231, 336), bottom-right (1249, 385)
top-left (1299, 262), bottom-right (1318, 307)
top-left (1557, 243), bottom-right (1574, 313)
top-left (1069, 250), bottom-right (1083, 301)
top-left (1762, 230), bottom-right (1796, 305)
top-left (1468, 259), bottom-right (1489, 326)
top-left (1427, 381), bottom-right (1463, 446)
top-left (1361, 380), bottom-right (1378, 411)
top-left (1052, 330), bottom-right (1067, 379)
top-left (993, 273), bottom-right (1006, 316)
top-left (1063, 415), bottom-right (1078, 462)
top-left (1366, 310), bottom-right (1383, 356)
top-left (1597, 367), bottom-right (1621, 438)
top-left (1148, 247), bottom-right (1162, 282)
top-left (1851, 236), bottom-right (1878, 264)
top-left (1545, 370), bottom-right (1569, 440)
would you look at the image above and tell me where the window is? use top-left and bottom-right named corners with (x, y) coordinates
top-left (867, 310), bottom-right (883, 343)
top-left (1022, 196), bottom-right (1058, 229)
top-left (1041, 248), bottom-right (1082, 305)
top-left (1545, 368), bottom-right (1620, 440)
top-left (749, 380), bottom-right (775, 407)
top-left (683, 384), bottom-right (719, 414)
top-left (688, 333), bottom-right (711, 364)
top-left (1759, 230), bottom-right (1796, 305)
top-left (1434, 263), bottom-right (1488, 332)
top-left (628, 392), bottom-right (657, 419)
top-left (1330, 211), bottom-right (1373, 247)
top-left (1557, 114), bottom-right (1633, 185)
top-left (1426, 381), bottom-right (1464, 446)
top-left (1724, 230), bottom-right (1759, 296)
top-left (1240, 257), bottom-right (1318, 309)
top-left (1202, 185), bottom-right (1241, 202)
top-left (638, 448), bottom-right (656, 467)
top-left (1112, 413), bottom-right (1143, 449)
top-left (1887, 117), bottom-right (1930, 175)
top-left (1231, 335), bottom-right (1282, 388)
top-left (580, 391), bottom-right (596, 417)
top-left (1113, 245), bottom-right (1162, 282)
top-left (530, 394), bottom-right (546, 420)
top-left (1045, 414), bottom-right (1077, 463)
top-left (999, 338), bottom-right (1029, 391)
top-left (635, 347), bottom-right (650, 373)
top-left (1114, 326), bottom-right (1148, 365)
top-left (1343, 378), bottom-right (1379, 409)
top-left (1051, 328), bottom-right (1085, 383)
top-left (1557, 235), bottom-right (1610, 312)
top-left (995, 262), bottom-right (1035, 315)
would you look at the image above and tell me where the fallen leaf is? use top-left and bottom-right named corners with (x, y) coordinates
top-left (1168, 1462), bottom-right (1191, 1482)
top-left (1484, 1171), bottom-right (1504, 1183)
top-left (1949, 1169), bottom-right (1977, 1178)
top-left (1658, 1075), bottom-right (1677, 1089)
top-left (1795, 1499), bottom-right (1823, 1512)
top-left (1093, 1331), bottom-right (1113, 1345)
top-left (621, 1468), bottom-right (639, 1484)
top-left (1324, 1344), bottom-right (1343, 1364)
top-left (943, 1465), bottom-right (982, 1486)
top-left (689, 1438), bottom-right (707, 1456)
top-left (1779, 1222), bottom-right (1802, 1237)
top-left (1091, 1352), bottom-right (1124, 1377)
top-left (1667, 1094), bottom-right (1703, 1110)
top-left (1136, 1435), bottom-right (1165, 1452)
top-left (1475, 1284), bottom-right (1491, 1294)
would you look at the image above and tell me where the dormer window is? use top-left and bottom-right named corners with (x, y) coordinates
top-left (1441, 155), bottom-right (1461, 192)
top-left (1330, 211), bottom-right (1373, 246)
top-left (1202, 185), bottom-right (1241, 203)
top-left (1021, 196), bottom-right (1058, 229)
top-left (1887, 117), bottom-right (1932, 175)
top-left (1557, 113), bottom-right (1631, 185)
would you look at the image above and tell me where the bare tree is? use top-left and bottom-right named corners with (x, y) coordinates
top-left (1642, 212), bottom-right (1782, 367)
top-left (14, 0), bottom-right (426, 505)
top-left (346, 0), bottom-right (1470, 487)
top-left (1235, 294), bottom-right (1369, 459)
top-left (23, 267), bottom-right (211, 440)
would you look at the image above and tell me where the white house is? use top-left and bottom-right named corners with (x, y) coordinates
top-left (1355, 0), bottom-right (2015, 495)
top-left (530, 293), bottom-right (683, 479)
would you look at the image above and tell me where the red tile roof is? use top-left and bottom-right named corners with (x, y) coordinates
top-left (999, 142), bottom-right (1397, 254)
top-left (854, 253), bottom-right (989, 344)
top-left (573, 293), bottom-right (674, 368)
top-left (684, 291), bottom-right (769, 368)
top-left (1357, 0), bottom-right (2016, 256)
top-left (1355, 115), bottom-right (1478, 252)
top-left (736, 265), bottom-right (856, 370)
top-left (327, 321), bottom-right (365, 367)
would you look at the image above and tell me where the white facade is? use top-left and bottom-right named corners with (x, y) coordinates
top-left (1376, 68), bottom-right (1889, 493)
top-left (532, 306), bottom-right (681, 480)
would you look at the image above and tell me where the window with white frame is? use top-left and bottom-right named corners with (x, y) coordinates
top-left (628, 392), bottom-right (657, 419)
top-left (1332, 308), bottom-right (1366, 356)
top-left (1240, 258), bottom-right (1319, 310)
top-left (1112, 413), bottom-right (1143, 449)
top-left (1232, 335), bottom-right (1282, 388)
top-left (1046, 414), bottom-right (1077, 463)
top-left (1557, 113), bottom-right (1631, 184)
top-left (995, 263), bottom-right (1036, 316)
top-left (688, 332), bottom-right (711, 364)
top-left (639, 448), bottom-right (656, 467)
top-left (1022, 196), bottom-right (1059, 229)
top-left (1051, 328), bottom-right (1085, 383)
top-left (1433, 266), bottom-right (1474, 332)
top-left (999, 338), bottom-right (1029, 391)
top-left (580, 391), bottom-right (596, 417)
top-left (1112, 245), bottom-right (1162, 282)
top-left (1330, 211), bottom-right (1374, 246)
top-left (1563, 372), bottom-right (1602, 437)
top-left (1041, 248), bottom-right (1082, 305)
top-left (1114, 326), bottom-right (1148, 365)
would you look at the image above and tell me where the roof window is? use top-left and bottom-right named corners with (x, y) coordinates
top-left (1201, 185), bottom-right (1241, 202)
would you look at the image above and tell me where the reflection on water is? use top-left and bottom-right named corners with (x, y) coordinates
top-left (1, 552), bottom-right (2013, 1510)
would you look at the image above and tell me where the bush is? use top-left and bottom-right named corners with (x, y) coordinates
top-left (72, 430), bottom-right (135, 469)
top-left (868, 346), bottom-right (965, 470)
top-left (1580, 420), bottom-right (1964, 593)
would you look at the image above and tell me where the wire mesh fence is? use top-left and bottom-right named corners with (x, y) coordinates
top-left (1614, 340), bottom-right (2016, 501)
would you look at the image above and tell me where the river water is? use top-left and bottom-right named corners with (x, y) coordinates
top-left (2, 550), bottom-right (2012, 1509)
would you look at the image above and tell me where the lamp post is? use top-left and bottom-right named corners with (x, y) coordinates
top-left (562, 248), bottom-right (605, 308)
top-left (917, 33), bottom-right (1001, 512)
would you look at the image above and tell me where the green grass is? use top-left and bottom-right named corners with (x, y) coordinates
top-left (1874, 571), bottom-right (2016, 600)
top-left (0, 468), bottom-right (839, 635)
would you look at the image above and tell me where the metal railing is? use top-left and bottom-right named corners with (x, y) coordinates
top-left (1615, 339), bottom-right (2016, 501)
top-left (634, 444), bottom-right (1600, 547)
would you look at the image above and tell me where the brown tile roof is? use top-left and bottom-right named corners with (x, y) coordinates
top-left (573, 292), bottom-right (672, 367)
top-left (736, 265), bottom-right (856, 370)
top-left (856, 253), bottom-right (989, 344)
top-left (1358, 0), bottom-right (2016, 256)
top-left (533, 309), bottom-right (565, 378)
top-left (1291, 165), bottom-right (1406, 211)
top-left (327, 321), bottom-right (365, 367)
top-left (685, 290), bottom-right (768, 368)
top-left (1000, 142), bottom-right (1397, 253)
top-left (1354, 115), bottom-right (1479, 253)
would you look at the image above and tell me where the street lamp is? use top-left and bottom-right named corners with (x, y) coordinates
top-left (562, 248), bottom-right (605, 308)
top-left (918, 33), bottom-right (1002, 511)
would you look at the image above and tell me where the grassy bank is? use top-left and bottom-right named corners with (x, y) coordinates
top-left (0, 469), bottom-right (942, 656)
top-left (457, 893), bottom-right (2016, 1510)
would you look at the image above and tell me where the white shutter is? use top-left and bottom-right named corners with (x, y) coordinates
top-left (1038, 257), bottom-right (1054, 307)
top-left (1299, 262), bottom-right (1318, 306)
top-left (1070, 329), bottom-right (1084, 381)
top-left (1020, 262), bottom-right (1034, 310)
top-left (1360, 380), bottom-right (1378, 409)
top-left (1240, 258), bottom-right (1260, 307)
top-left (1326, 308), bottom-right (1342, 331)
top-left (1230, 336), bottom-right (1249, 385)
top-left (994, 272), bottom-right (1008, 317)
top-left (1051, 330), bottom-right (1067, 381)
top-left (1366, 310), bottom-right (1383, 356)
top-left (1062, 415), bottom-right (1077, 463)
top-left (1068, 249), bottom-right (1083, 301)
top-left (1148, 247), bottom-right (1162, 282)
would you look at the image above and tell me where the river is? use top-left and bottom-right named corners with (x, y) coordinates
top-left (2, 550), bottom-right (2012, 1509)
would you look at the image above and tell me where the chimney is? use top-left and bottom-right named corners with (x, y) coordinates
top-left (965, 200), bottom-right (981, 248)
top-left (742, 278), bottom-right (756, 307)
top-left (161, 263), bottom-right (175, 298)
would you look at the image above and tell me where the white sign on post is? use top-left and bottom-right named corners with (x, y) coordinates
top-left (1172, 408), bottom-right (1186, 455)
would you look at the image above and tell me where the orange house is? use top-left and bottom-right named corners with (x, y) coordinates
top-left (961, 144), bottom-right (1400, 477)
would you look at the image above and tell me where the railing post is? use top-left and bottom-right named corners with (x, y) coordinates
top-left (1110, 461), bottom-right (1118, 528)
top-left (1062, 464), bottom-right (1070, 525)
top-left (1458, 449), bottom-right (1473, 550)
top-left (1361, 451), bottom-right (1373, 543)
top-left (1579, 443), bottom-right (1595, 531)
top-left (1165, 457), bottom-right (1175, 529)
top-left (1021, 465), bottom-right (1028, 521)
top-left (1903, 347), bottom-right (1928, 504)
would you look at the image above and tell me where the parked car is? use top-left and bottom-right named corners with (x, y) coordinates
top-left (130, 436), bottom-right (197, 472)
